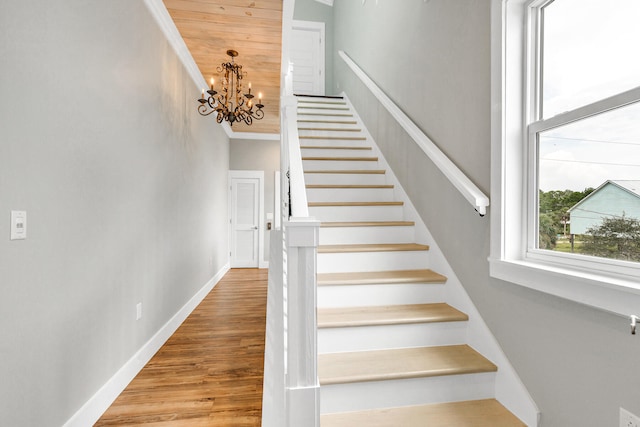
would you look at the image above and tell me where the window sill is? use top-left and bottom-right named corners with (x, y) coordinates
top-left (489, 257), bottom-right (640, 318)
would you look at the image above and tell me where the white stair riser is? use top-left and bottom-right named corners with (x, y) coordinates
top-left (298, 138), bottom-right (368, 148)
top-left (319, 226), bottom-right (415, 245)
top-left (297, 102), bottom-right (348, 108)
top-left (307, 187), bottom-right (395, 202)
top-left (297, 123), bottom-right (359, 131)
top-left (297, 108), bottom-right (351, 116)
top-left (303, 159), bottom-right (380, 171)
top-left (317, 283), bottom-right (445, 308)
top-left (320, 372), bottom-right (496, 414)
top-left (298, 130), bottom-right (365, 139)
top-left (304, 173), bottom-right (387, 186)
top-left (318, 322), bottom-right (468, 353)
top-left (301, 148), bottom-right (373, 157)
top-left (309, 205), bottom-right (403, 222)
top-left (318, 250), bottom-right (430, 273)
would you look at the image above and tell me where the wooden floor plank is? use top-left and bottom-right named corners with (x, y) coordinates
top-left (95, 269), bottom-right (268, 427)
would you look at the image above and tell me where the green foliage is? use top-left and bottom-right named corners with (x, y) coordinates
top-left (581, 215), bottom-right (640, 262)
top-left (538, 213), bottom-right (557, 249)
top-left (538, 188), bottom-right (594, 249)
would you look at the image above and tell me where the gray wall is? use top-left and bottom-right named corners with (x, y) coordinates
top-left (331, 0), bottom-right (640, 426)
top-left (0, 1), bottom-right (230, 425)
top-left (294, 0), bottom-right (335, 94)
top-left (230, 138), bottom-right (280, 262)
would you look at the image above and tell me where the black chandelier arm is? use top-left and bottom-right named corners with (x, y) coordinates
top-left (197, 96), bottom-right (217, 116)
top-left (198, 104), bottom-right (217, 116)
top-left (251, 108), bottom-right (264, 121)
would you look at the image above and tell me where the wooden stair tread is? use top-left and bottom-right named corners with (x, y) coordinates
top-left (300, 136), bottom-right (366, 140)
top-left (318, 243), bottom-right (429, 253)
top-left (301, 146), bottom-right (372, 150)
top-left (321, 221), bottom-right (413, 227)
top-left (307, 184), bottom-right (393, 189)
top-left (318, 303), bottom-right (468, 328)
top-left (319, 345), bottom-right (497, 385)
top-left (304, 170), bottom-right (386, 174)
top-left (320, 399), bottom-right (526, 427)
top-left (317, 269), bottom-right (447, 286)
top-left (295, 94), bottom-right (344, 99)
top-left (309, 201), bottom-right (402, 207)
top-left (302, 156), bottom-right (378, 161)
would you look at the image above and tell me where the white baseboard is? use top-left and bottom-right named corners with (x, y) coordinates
top-left (63, 263), bottom-right (231, 427)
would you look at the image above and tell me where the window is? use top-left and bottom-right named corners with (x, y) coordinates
top-left (490, 0), bottom-right (640, 316)
top-left (530, 0), bottom-right (640, 265)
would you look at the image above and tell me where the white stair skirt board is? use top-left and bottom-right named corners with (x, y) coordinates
top-left (318, 321), bottom-right (468, 353)
top-left (317, 250), bottom-right (430, 273)
top-left (319, 225), bottom-right (415, 245)
top-left (319, 372), bottom-right (496, 414)
top-left (304, 171), bottom-right (387, 186)
top-left (309, 205), bottom-right (403, 222)
top-left (317, 283), bottom-right (446, 308)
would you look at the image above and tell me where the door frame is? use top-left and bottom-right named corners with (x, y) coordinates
top-left (292, 19), bottom-right (325, 95)
top-left (228, 170), bottom-right (265, 268)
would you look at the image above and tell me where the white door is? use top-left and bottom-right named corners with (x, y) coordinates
top-left (229, 171), bottom-right (264, 268)
top-left (291, 21), bottom-right (325, 95)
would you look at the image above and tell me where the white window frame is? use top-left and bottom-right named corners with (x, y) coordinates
top-left (489, 0), bottom-right (640, 317)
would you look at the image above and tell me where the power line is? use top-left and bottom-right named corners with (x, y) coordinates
top-left (542, 135), bottom-right (640, 147)
top-left (540, 157), bottom-right (640, 167)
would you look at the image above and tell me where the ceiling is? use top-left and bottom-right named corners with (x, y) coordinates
top-left (163, 0), bottom-right (284, 135)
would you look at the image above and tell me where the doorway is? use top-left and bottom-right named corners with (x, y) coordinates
top-left (291, 20), bottom-right (325, 95)
top-left (229, 170), bottom-right (264, 268)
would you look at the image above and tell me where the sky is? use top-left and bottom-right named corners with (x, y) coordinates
top-left (537, 0), bottom-right (640, 192)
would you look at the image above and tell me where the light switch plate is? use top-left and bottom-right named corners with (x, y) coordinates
top-left (10, 211), bottom-right (27, 240)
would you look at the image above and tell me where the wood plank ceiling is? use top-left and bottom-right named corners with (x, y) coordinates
top-left (164, 0), bottom-right (283, 134)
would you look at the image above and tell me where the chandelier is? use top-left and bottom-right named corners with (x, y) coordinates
top-left (197, 49), bottom-right (264, 126)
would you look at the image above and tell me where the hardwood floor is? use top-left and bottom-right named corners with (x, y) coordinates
top-left (95, 268), bottom-right (268, 426)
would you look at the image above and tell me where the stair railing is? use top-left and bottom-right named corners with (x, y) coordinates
top-left (338, 50), bottom-right (490, 216)
top-left (262, 12), bottom-right (320, 424)
top-left (281, 70), bottom-right (321, 426)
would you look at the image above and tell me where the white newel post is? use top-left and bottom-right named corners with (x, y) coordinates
top-left (285, 218), bottom-right (320, 427)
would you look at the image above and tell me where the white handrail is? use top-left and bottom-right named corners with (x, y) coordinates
top-left (338, 50), bottom-right (490, 216)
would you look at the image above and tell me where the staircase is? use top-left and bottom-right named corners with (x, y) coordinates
top-left (296, 95), bottom-right (527, 426)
